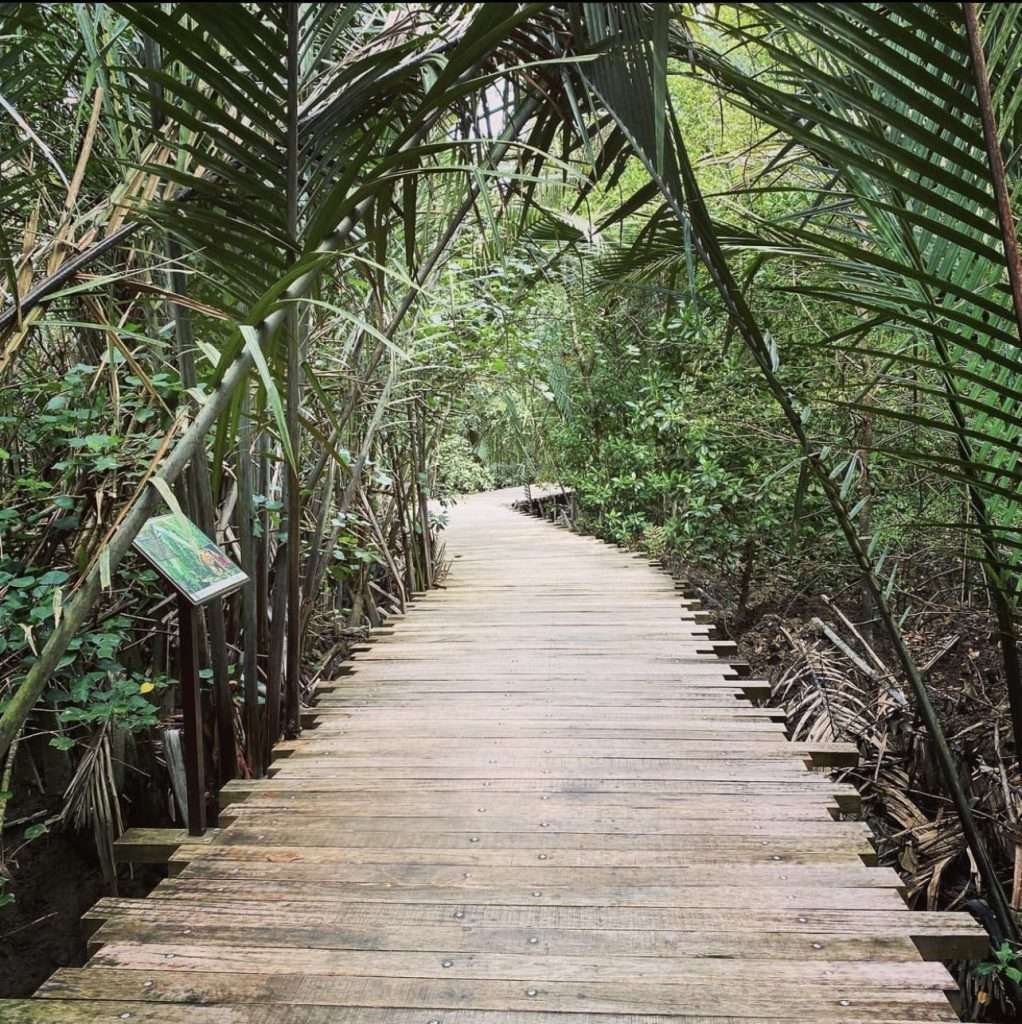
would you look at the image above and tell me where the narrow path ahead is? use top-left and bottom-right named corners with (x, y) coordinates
top-left (10, 488), bottom-right (986, 1022)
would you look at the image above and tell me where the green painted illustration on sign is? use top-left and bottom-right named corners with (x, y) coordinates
top-left (133, 513), bottom-right (247, 605)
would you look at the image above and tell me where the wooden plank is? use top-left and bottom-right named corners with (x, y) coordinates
top-left (197, 815), bottom-right (874, 840)
top-left (304, 714), bottom-right (786, 727)
top-left (86, 929), bottom-right (930, 963)
top-left (215, 792), bottom-right (849, 817)
top-left (272, 738), bottom-right (847, 757)
top-left (135, 877), bottom-right (906, 910)
top-left (4, 1002), bottom-right (981, 1024)
top-left (73, 947), bottom-right (957, 989)
top-left (113, 827), bottom-right (222, 865)
top-left (218, 777), bottom-right (856, 797)
top-left (85, 900), bottom-right (987, 946)
top-left (18, 1004), bottom-right (968, 1024)
top-left (262, 764), bottom-right (865, 785)
top-left (84, 920), bottom-right (981, 964)
top-left (85, 914), bottom-right (985, 962)
top-left (299, 721), bottom-right (794, 735)
top-left (170, 838), bottom-right (875, 868)
top-left (297, 725), bottom-right (792, 739)
top-left (330, 668), bottom-right (747, 679)
top-left (347, 656), bottom-right (741, 666)
top-left (21, 1005), bottom-right (962, 1024)
top-left (207, 827), bottom-right (879, 866)
top-left (266, 747), bottom-right (859, 770)
top-left (352, 643), bottom-right (736, 655)
top-left (36, 968), bottom-right (962, 1020)
top-left (163, 860), bottom-right (901, 889)
top-left (326, 680), bottom-right (751, 692)
top-left (301, 707), bottom-right (787, 718)
top-left (215, 802), bottom-right (845, 826)
top-left (218, 775), bottom-right (850, 792)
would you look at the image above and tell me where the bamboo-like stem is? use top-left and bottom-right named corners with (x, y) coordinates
top-left (265, 531), bottom-right (288, 756)
top-left (166, 241), bottom-right (236, 787)
top-left (284, 1), bottom-right (303, 741)
top-left (413, 400), bottom-right (434, 588)
top-left (300, 459), bottom-right (337, 631)
top-left (0, 223), bottom-right (139, 339)
top-left (237, 386), bottom-right (261, 776)
top-left (361, 490), bottom-right (407, 613)
top-left (255, 426), bottom-right (271, 757)
top-left (963, 4), bottom-right (1022, 342)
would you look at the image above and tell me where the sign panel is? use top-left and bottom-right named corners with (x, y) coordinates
top-left (133, 513), bottom-right (247, 605)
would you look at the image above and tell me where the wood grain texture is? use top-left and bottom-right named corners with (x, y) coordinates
top-left (5, 487), bottom-right (986, 1021)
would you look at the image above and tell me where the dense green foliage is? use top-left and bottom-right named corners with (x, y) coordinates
top-left (2, 2), bottom-right (1022, 997)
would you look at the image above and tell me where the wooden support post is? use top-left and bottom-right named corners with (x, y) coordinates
top-left (178, 594), bottom-right (206, 836)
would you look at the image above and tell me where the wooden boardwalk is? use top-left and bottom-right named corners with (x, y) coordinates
top-left (7, 487), bottom-right (986, 1022)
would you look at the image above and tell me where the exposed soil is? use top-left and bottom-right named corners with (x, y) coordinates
top-left (1, 781), bottom-right (163, 997)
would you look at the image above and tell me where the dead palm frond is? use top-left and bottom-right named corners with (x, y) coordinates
top-left (61, 722), bottom-right (124, 891)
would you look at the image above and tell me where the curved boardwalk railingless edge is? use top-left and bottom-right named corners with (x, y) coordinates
top-left (4, 487), bottom-right (988, 1022)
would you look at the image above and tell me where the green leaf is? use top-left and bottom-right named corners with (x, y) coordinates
top-left (37, 570), bottom-right (70, 586)
top-left (239, 324), bottom-right (296, 472)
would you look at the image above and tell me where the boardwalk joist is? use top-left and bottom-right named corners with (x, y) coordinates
top-left (4, 488), bottom-right (987, 1023)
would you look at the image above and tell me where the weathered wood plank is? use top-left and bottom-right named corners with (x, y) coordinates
top-left (137, 877), bottom-right (908, 911)
top-left (215, 793), bottom-right (849, 818)
top-left (84, 900), bottom-right (986, 955)
top-left (84, 915), bottom-right (986, 963)
top-left (217, 777), bottom-right (856, 796)
top-left (114, 827), bottom-right (222, 865)
top-left (36, 968), bottom-right (962, 1020)
top-left (86, 929), bottom-right (931, 963)
top-left (197, 817), bottom-right (875, 842)
top-left (71, 947), bottom-right (958, 988)
top-left (170, 838), bottom-right (875, 868)
top-left (160, 860), bottom-right (902, 888)
top-left (3, 1003), bottom-right (984, 1024)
